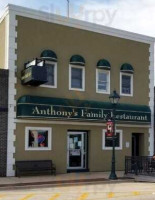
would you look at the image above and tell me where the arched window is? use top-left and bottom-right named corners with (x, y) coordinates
top-left (69, 55), bottom-right (85, 91)
top-left (40, 50), bottom-right (57, 88)
top-left (96, 59), bottom-right (111, 94)
top-left (120, 63), bottom-right (134, 96)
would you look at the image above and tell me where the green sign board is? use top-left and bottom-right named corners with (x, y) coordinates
top-left (17, 96), bottom-right (151, 124)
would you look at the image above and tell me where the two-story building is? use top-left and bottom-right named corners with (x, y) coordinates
top-left (0, 4), bottom-right (154, 176)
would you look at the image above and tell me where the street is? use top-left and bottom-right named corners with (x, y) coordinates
top-left (0, 182), bottom-right (155, 200)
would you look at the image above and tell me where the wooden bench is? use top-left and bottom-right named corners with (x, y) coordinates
top-left (15, 160), bottom-right (56, 177)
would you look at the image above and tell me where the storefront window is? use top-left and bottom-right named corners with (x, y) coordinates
top-left (69, 65), bottom-right (85, 91)
top-left (105, 132), bottom-right (120, 147)
top-left (102, 129), bottom-right (123, 150)
top-left (25, 127), bottom-right (52, 150)
top-left (120, 73), bottom-right (133, 96)
top-left (96, 69), bottom-right (110, 94)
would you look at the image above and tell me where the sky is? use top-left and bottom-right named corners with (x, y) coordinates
top-left (0, 0), bottom-right (155, 37)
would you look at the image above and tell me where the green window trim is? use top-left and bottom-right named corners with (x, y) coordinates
top-left (40, 50), bottom-right (57, 62)
top-left (97, 59), bottom-right (111, 70)
top-left (70, 55), bottom-right (85, 66)
top-left (120, 63), bottom-right (134, 74)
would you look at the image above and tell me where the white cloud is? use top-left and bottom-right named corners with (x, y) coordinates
top-left (71, 0), bottom-right (155, 37)
top-left (0, 0), bottom-right (155, 37)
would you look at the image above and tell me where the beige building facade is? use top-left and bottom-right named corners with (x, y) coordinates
top-left (0, 4), bottom-right (154, 176)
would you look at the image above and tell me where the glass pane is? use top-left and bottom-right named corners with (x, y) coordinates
top-left (98, 71), bottom-right (108, 91)
top-left (105, 132), bottom-right (120, 147)
top-left (122, 75), bottom-right (131, 94)
top-left (28, 130), bottom-right (48, 148)
top-left (83, 133), bottom-right (87, 168)
top-left (44, 64), bottom-right (55, 86)
top-left (98, 72), bottom-right (107, 82)
top-left (98, 83), bottom-right (107, 90)
top-left (71, 68), bottom-right (83, 89)
top-left (69, 134), bottom-right (82, 167)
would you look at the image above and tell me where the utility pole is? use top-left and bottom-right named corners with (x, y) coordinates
top-left (67, 0), bottom-right (70, 18)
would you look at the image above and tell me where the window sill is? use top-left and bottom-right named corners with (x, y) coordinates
top-left (102, 147), bottom-right (122, 150)
top-left (120, 93), bottom-right (133, 97)
top-left (69, 87), bottom-right (85, 92)
top-left (40, 85), bottom-right (57, 89)
top-left (96, 90), bottom-right (110, 94)
top-left (25, 148), bottom-right (52, 151)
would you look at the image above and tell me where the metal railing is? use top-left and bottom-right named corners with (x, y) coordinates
top-left (125, 156), bottom-right (155, 176)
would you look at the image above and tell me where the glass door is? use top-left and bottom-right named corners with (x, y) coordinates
top-left (67, 132), bottom-right (87, 170)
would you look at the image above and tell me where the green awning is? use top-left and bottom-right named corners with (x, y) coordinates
top-left (70, 55), bottom-right (85, 66)
top-left (17, 96), bottom-right (151, 124)
top-left (40, 50), bottom-right (57, 62)
top-left (120, 63), bottom-right (134, 73)
top-left (97, 59), bottom-right (111, 70)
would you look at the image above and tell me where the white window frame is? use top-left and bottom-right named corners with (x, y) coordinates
top-left (120, 72), bottom-right (133, 97)
top-left (69, 64), bottom-right (85, 91)
top-left (96, 69), bottom-right (110, 94)
top-left (41, 61), bottom-right (57, 88)
top-left (25, 127), bottom-right (52, 151)
top-left (102, 129), bottom-right (123, 150)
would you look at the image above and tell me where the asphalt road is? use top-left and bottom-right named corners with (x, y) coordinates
top-left (0, 182), bottom-right (155, 200)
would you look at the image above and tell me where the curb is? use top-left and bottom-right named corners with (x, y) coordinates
top-left (0, 177), bottom-right (134, 190)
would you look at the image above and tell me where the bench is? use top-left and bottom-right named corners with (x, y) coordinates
top-left (15, 160), bottom-right (56, 177)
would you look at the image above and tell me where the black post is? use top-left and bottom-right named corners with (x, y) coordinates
top-left (109, 104), bottom-right (117, 180)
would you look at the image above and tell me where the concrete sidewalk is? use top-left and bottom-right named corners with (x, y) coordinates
top-left (0, 171), bottom-right (133, 189)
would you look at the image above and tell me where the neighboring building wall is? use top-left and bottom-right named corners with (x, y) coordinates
top-left (0, 69), bottom-right (8, 176)
top-left (0, 19), bottom-right (6, 69)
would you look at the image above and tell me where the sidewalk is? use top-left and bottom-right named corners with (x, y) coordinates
top-left (0, 171), bottom-right (133, 189)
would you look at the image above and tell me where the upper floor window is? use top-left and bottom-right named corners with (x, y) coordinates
top-left (96, 69), bottom-right (110, 94)
top-left (69, 65), bottom-right (85, 91)
top-left (121, 73), bottom-right (133, 95)
top-left (43, 61), bottom-right (57, 88)
top-left (40, 49), bottom-right (57, 88)
top-left (69, 55), bottom-right (85, 91)
top-left (96, 59), bottom-right (111, 94)
top-left (120, 63), bottom-right (134, 96)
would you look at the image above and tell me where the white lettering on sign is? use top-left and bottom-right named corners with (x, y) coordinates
top-left (31, 105), bottom-right (148, 122)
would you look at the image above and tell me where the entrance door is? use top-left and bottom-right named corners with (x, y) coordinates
top-left (132, 133), bottom-right (139, 156)
top-left (67, 132), bottom-right (87, 170)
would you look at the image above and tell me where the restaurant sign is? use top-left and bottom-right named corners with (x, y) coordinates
top-left (17, 96), bottom-right (151, 124)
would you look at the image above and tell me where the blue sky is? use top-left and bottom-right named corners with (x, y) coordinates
top-left (0, 0), bottom-right (155, 37)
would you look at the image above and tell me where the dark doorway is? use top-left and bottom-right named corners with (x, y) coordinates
top-left (132, 133), bottom-right (140, 156)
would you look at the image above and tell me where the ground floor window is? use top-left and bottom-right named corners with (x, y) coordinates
top-left (25, 127), bottom-right (52, 151)
top-left (102, 129), bottom-right (123, 150)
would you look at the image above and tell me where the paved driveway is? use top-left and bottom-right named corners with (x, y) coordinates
top-left (0, 182), bottom-right (155, 200)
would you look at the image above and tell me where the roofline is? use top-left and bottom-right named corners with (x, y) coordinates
top-left (1, 4), bottom-right (155, 44)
